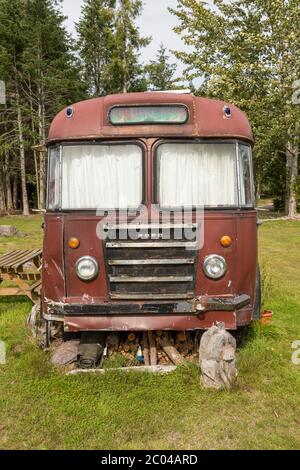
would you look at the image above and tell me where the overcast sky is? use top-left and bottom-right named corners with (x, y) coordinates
top-left (61, 0), bottom-right (193, 82)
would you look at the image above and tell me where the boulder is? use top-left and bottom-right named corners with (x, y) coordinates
top-left (0, 225), bottom-right (18, 237)
top-left (50, 340), bottom-right (80, 366)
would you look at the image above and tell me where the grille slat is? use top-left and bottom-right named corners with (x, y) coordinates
top-left (110, 293), bottom-right (195, 300)
top-left (109, 275), bottom-right (193, 283)
top-left (106, 241), bottom-right (198, 249)
top-left (108, 258), bottom-right (195, 265)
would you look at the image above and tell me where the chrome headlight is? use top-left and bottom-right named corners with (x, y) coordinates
top-left (75, 256), bottom-right (99, 281)
top-left (203, 254), bottom-right (227, 280)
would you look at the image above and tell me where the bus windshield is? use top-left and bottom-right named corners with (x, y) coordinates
top-left (48, 143), bottom-right (143, 210)
top-left (47, 141), bottom-right (253, 211)
top-left (156, 142), bottom-right (253, 208)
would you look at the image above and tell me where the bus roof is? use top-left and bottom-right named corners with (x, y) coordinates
top-left (48, 92), bottom-right (253, 144)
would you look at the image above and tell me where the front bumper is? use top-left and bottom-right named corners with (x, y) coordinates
top-left (44, 294), bottom-right (251, 331)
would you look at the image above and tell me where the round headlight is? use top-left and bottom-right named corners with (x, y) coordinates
top-left (75, 256), bottom-right (99, 281)
top-left (203, 254), bottom-right (227, 280)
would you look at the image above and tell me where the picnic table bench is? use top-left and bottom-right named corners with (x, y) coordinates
top-left (0, 249), bottom-right (42, 303)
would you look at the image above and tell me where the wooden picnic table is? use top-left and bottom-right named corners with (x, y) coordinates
top-left (0, 249), bottom-right (42, 303)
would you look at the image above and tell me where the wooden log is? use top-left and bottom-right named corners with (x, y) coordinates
top-left (143, 331), bottom-right (150, 366)
top-left (148, 331), bottom-right (157, 366)
top-left (107, 333), bottom-right (120, 350)
top-left (67, 365), bottom-right (177, 375)
top-left (161, 335), bottom-right (185, 365)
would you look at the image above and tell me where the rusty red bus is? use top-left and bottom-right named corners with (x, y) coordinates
top-left (42, 91), bottom-right (260, 343)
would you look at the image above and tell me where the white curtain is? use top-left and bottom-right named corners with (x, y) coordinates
top-left (62, 145), bottom-right (143, 209)
top-left (157, 143), bottom-right (238, 208)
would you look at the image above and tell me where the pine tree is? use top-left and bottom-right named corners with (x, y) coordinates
top-left (109, 0), bottom-right (151, 93)
top-left (0, 0), bottom-right (29, 215)
top-left (76, 0), bottom-right (116, 96)
top-left (22, 0), bottom-right (86, 208)
top-left (146, 43), bottom-right (180, 91)
top-left (0, 0), bottom-right (86, 213)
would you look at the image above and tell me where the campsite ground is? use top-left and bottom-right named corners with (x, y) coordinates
top-left (0, 215), bottom-right (299, 450)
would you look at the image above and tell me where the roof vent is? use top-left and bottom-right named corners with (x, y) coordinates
top-left (149, 89), bottom-right (191, 94)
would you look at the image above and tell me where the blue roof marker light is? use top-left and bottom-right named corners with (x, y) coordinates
top-left (223, 106), bottom-right (232, 119)
top-left (66, 106), bottom-right (74, 118)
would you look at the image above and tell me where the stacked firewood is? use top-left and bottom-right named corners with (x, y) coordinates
top-left (106, 331), bottom-right (199, 367)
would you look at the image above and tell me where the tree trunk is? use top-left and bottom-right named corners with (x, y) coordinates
top-left (38, 79), bottom-right (46, 209)
top-left (14, 65), bottom-right (29, 216)
top-left (13, 174), bottom-right (18, 210)
top-left (4, 147), bottom-right (13, 212)
top-left (28, 76), bottom-right (40, 209)
top-left (285, 141), bottom-right (298, 217)
top-left (3, 103), bottom-right (13, 212)
top-left (0, 177), bottom-right (7, 212)
top-left (255, 179), bottom-right (261, 204)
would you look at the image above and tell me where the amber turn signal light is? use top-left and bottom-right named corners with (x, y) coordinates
top-left (68, 237), bottom-right (80, 249)
top-left (220, 235), bottom-right (232, 247)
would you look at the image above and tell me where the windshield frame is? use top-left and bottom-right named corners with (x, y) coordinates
top-left (46, 140), bottom-right (146, 212)
top-left (153, 139), bottom-right (254, 210)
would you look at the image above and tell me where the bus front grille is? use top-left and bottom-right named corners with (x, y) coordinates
top-left (104, 225), bottom-right (199, 300)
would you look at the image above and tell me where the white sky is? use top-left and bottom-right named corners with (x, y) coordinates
top-left (61, 0), bottom-right (195, 82)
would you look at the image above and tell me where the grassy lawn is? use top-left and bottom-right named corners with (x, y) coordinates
top-left (0, 216), bottom-right (300, 450)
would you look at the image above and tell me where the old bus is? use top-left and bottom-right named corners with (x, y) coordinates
top-left (42, 91), bottom-right (260, 344)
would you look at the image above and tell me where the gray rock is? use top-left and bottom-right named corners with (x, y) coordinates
top-left (199, 322), bottom-right (237, 390)
top-left (0, 225), bottom-right (18, 237)
top-left (50, 340), bottom-right (80, 366)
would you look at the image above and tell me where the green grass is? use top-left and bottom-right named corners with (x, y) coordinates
top-left (0, 215), bottom-right (42, 256)
top-left (0, 216), bottom-right (300, 450)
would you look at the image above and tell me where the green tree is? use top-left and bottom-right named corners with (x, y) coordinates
top-left (0, 0), bottom-right (30, 214)
top-left (76, 0), bottom-right (116, 96)
top-left (146, 43), bottom-right (180, 91)
top-left (0, 0), bottom-right (85, 213)
top-left (109, 0), bottom-right (151, 93)
top-left (23, 0), bottom-right (86, 208)
top-left (170, 0), bottom-right (300, 216)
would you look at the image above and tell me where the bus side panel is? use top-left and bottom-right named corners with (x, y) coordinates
top-left (235, 212), bottom-right (258, 325)
top-left (194, 214), bottom-right (236, 297)
top-left (63, 216), bottom-right (108, 299)
top-left (42, 214), bottom-right (65, 302)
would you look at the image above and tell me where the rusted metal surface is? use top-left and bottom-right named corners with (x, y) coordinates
top-left (48, 93), bottom-right (253, 144)
top-left (43, 91), bottom-right (257, 332)
top-left (64, 311), bottom-right (238, 332)
top-left (42, 210), bottom-right (257, 329)
top-left (196, 294), bottom-right (250, 312)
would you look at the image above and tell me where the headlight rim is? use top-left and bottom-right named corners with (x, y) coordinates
top-left (203, 254), bottom-right (227, 280)
top-left (75, 256), bottom-right (99, 281)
